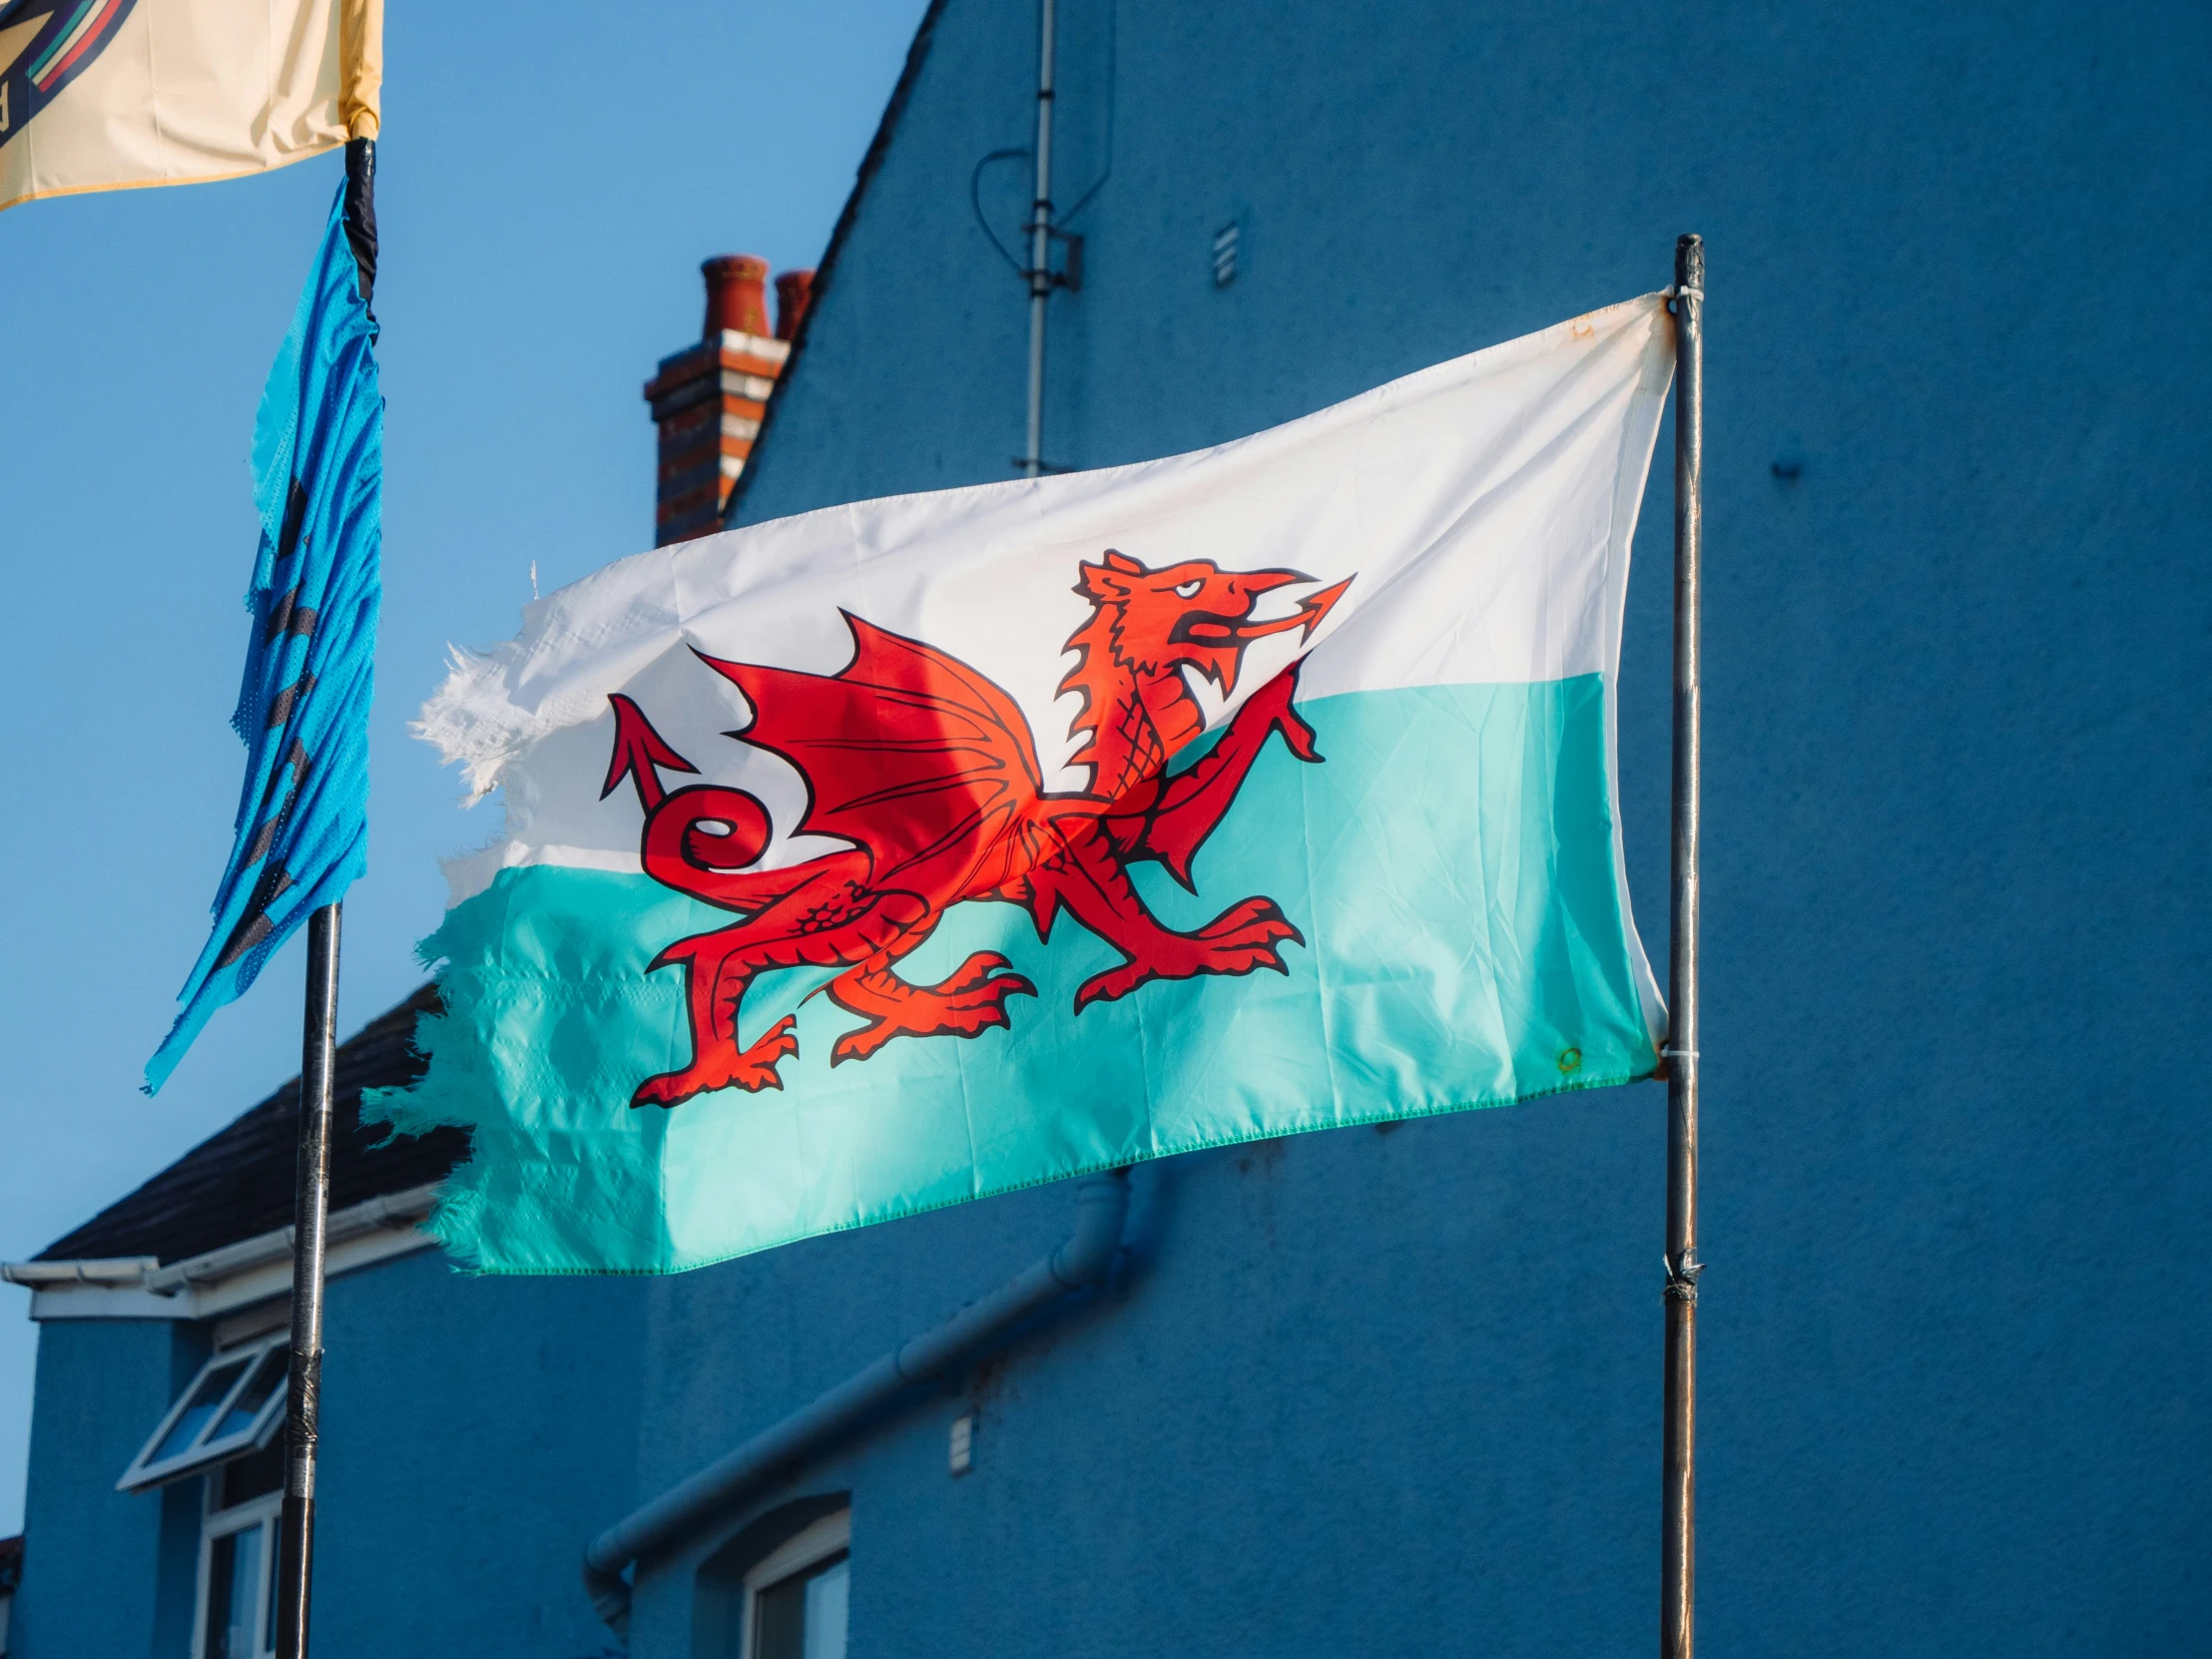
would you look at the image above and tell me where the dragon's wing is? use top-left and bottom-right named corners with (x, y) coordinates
top-left (697, 616), bottom-right (1048, 890)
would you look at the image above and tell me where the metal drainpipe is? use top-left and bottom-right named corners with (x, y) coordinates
top-left (1021, 0), bottom-right (1058, 476)
top-left (583, 1169), bottom-right (1131, 1633)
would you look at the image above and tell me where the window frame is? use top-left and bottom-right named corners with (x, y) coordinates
top-left (117, 1334), bottom-right (287, 1493)
top-left (739, 1509), bottom-right (850, 1659)
top-left (192, 1476), bottom-right (281, 1659)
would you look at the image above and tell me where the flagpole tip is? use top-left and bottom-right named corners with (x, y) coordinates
top-left (343, 139), bottom-right (378, 308)
top-left (1675, 235), bottom-right (1704, 288)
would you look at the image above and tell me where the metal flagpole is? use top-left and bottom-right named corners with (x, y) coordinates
top-left (275, 901), bottom-right (340, 1659)
top-left (1660, 232), bottom-right (1705, 1659)
top-left (273, 133), bottom-right (375, 1659)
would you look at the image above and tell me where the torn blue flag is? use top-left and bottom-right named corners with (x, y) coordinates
top-left (146, 183), bottom-right (381, 1093)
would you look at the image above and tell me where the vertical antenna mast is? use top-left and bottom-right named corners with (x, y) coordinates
top-left (1022, 0), bottom-right (1058, 477)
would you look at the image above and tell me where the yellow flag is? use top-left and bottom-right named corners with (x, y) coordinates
top-left (0, 0), bottom-right (380, 213)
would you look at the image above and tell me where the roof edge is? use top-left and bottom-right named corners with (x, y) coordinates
top-left (33, 980), bottom-right (447, 1266)
top-left (723, 0), bottom-right (951, 525)
top-left (5, 1182), bottom-right (442, 1322)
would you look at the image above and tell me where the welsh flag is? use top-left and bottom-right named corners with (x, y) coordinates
top-left (376, 294), bottom-right (1675, 1274)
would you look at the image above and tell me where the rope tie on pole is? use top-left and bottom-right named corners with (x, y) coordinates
top-left (1663, 1251), bottom-right (1706, 1305)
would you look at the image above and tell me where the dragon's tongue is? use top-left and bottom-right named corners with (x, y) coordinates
top-left (1287, 577), bottom-right (1353, 639)
top-left (1228, 577), bottom-right (1352, 644)
top-left (1220, 608), bottom-right (1319, 648)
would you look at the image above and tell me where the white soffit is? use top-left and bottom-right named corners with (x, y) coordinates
top-left (0, 1183), bottom-right (443, 1322)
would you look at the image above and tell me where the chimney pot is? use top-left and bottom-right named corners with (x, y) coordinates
top-left (702, 255), bottom-right (771, 339)
top-left (775, 270), bottom-right (816, 341)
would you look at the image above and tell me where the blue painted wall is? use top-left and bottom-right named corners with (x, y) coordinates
top-left (622, 1124), bottom-right (1663, 1657)
top-left (13, 1258), bottom-right (649, 1659)
top-left (307, 1252), bottom-right (648, 1658)
top-left (13, 1320), bottom-right (205, 1658)
top-left (725, 0), bottom-right (2212, 1652)
top-left (15, 0), bottom-right (2210, 1654)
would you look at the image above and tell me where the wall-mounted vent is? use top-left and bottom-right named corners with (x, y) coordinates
top-left (1212, 221), bottom-right (1240, 287)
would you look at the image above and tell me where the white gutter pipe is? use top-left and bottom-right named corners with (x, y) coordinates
top-left (583, 1168), bottom-right (1131, 1632)
top-left (0, 1183), bottom-right (441, 1296)
top-left (144, 1183), bottom-right (441, 1295)
top-left (0, 1257), bottom-right (160, 1287)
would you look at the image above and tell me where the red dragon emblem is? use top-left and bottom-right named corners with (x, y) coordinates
top-left (602, 549), bottom-right (1352, 1108)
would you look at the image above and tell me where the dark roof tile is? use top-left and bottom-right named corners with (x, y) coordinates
top-left (38, 985), bottom-right (467, 1266)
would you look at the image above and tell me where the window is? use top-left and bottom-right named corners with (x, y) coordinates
top-left (695, 1505), bottom-right (849, 1659)
top-left (194, 1440), bottom-right (283, 1659)
top-left (744, 1512), bottom-right (847, 1659)
top-left (119, 1335), bottom-right (286, 1492)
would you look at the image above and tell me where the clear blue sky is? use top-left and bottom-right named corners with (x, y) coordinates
top-left (0, 0), bottom-right (930, 1536)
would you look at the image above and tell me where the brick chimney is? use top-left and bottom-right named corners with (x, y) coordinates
top-left (644, 256), bottom-right (800, 546)
top-left (775, 270), bottom-right (815, 340)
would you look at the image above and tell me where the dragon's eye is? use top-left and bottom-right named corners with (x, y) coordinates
top-left (1174, 579), bottom-right (1204, 599)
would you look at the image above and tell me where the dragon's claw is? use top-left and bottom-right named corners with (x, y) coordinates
top-left (943, 950), bottom-right (1020, 994)
top-left (827, 956), bottom-right (1037, 1064)
top-left (1072, 895), bottom-right (1306, 1010)
top-left (631, 1017), bottom-right (800, 1107)
top-left (1195, 895), bottom-right (1300, 943)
